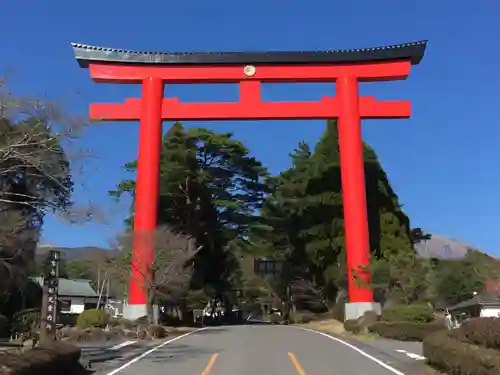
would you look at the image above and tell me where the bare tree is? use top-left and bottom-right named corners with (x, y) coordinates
top-left (107, 226), bottom-right (200, 323)
top-left (0, 79), bottom-right (88, 216)
top-left (291, 277), bottom-right (329, 312)
top-left (0, 77), bottom-right (98, 314)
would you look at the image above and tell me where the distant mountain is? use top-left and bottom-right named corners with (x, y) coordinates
top-left (36, 244), bottom-right (112, 262)
top-left (37, 233), bottom-right (488, 263)
top-left (414, 234), bottom-right (488, 259)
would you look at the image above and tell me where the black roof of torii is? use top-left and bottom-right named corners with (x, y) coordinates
top-left (72, 40), bottom-right (427, 68)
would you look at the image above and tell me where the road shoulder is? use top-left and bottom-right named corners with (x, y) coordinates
top-left (89, 328), bottom-right (206, 374)
top-left (293, 326), bottom-right (428, 375)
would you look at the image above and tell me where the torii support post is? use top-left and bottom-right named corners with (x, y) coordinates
top-left (73, 41), bottom-right (426, 320)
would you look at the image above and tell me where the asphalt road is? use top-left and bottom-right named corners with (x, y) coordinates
top-left (98, 325), bottom-right (427, 375)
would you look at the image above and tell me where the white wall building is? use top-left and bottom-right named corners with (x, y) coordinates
top-left (32, 277), bottom-right (101, 314)
top-left (447, 292), bottom-right (500, 327)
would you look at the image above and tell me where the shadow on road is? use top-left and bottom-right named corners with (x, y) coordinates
top-left (199, 320), bottom-right (274, 328)
top-left (193, 321), bottom-right (273, 333)
top-left (195, 327), bottom-right (230, 334)
top-left (149, 343), bottom-right (216, 364)
top-left (81, 348), bottom-right (129, 369)
top-left (244, 321), bottom-right (274, 325)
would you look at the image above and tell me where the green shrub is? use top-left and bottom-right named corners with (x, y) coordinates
top-left (424, 330), bottom-right (500, 375)
top-left (76, 309), bottom-right (108, 329)
top-left (370, 321), bottom-right (444, 341)
top-left (381, 304), bottom-right (434, 323)
top-left (453, 317), bottom-right (500, 349)
top-left (11, 308), bottom-right (40, 335)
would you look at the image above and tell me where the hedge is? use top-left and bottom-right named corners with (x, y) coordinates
top-left (343, 311), bottom-right (379, 335)
top-left (424, 330), bottom-right (500, 375)
top-left (0, 341), bottom-right (82, 375)
top-left (344, 319), bottom-right (363, 334)
top-left (370, 321), bottom-right (445, 341)
top-left (343, 313), bottom-right (445, 341)
top-left (450, 317), bottom-right (500, 349)
top-left (381, 304), bottom-right (434, 323)
top-left (293, 311), bottom-right (339, 324)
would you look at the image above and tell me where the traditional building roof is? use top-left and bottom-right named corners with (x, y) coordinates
top-left (447, 292), bottom-right (500, 311)
top-left (32, 277), bottom-right (98, 298)
top-left (72, 40), bottom-right (427, 68)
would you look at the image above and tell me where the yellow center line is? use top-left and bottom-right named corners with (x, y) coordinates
top-left (202, 353), bottom-right (219, 375)
top-left (288, 352), bottom-right (307, 375)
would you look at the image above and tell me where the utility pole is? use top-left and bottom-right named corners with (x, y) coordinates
top-left (97, 264), bottom-right (101, 295)
top-left (97, 270), bottom-right (108, 309)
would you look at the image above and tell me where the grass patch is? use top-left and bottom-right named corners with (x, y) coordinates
top-left (295, 318), bottom-right (379, 340)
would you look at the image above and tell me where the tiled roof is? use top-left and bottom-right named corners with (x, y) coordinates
top-left (31, 277), bottom-right (98, 298)
top-left (447, 292), bottom-right (500, 311)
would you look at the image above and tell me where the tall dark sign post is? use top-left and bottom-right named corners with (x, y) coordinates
top-left (41, 250), bottom-right (60, 339)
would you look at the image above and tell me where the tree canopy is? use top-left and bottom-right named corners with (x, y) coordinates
top-left (4, 108), bottom-right (493, 321)
top-left (236, 120), bottom-right (418, 310)
top-left (0, 81), bottom-right (96, 317)
top-left (110, 123), bottom-right (270, 308)
top-left (106, 119), bottom-right (499, 318)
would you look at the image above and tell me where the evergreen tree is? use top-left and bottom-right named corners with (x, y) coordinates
top-left (252, 119), bottom-right (417, 307)
top-left (110, 123), bottom-right (269, 302)
top-left (433, 250), bottom-right (500, 306)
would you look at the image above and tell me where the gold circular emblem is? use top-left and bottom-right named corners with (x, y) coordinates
top-left (243, 65), bottom-right (256, 77)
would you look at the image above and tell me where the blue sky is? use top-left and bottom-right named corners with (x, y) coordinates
top-left (1, 1), bottom-right (499, 253)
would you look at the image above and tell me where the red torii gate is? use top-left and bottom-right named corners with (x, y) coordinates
top-left (73, 41), bottom-right (426, 320)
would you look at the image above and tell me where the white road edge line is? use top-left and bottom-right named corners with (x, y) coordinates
top-left (296, 327), bottom-right (407, 375)
top-left (106, 328), bottom-right (206, 375)
top-left (110, 340), bottom-right (137, 350)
